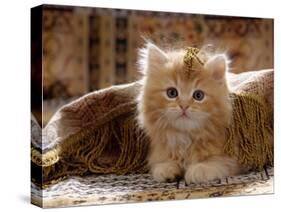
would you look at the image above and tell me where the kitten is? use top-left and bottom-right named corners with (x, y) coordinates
top-left (137, 42), bottom-right (245, 183)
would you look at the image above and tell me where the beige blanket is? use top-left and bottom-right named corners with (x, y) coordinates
top-left (31, 69), bottom-right (273, 187)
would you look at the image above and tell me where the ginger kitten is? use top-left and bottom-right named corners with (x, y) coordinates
top-left (137, 43), bottom-right (245, 183)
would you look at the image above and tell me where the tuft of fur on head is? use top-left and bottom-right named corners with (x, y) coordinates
top-left (137, 41), bottom-right (232, 137)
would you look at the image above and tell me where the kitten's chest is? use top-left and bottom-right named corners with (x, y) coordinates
top-left (166, 132), bottom-right (192, 161)
top-left (165, 131), bottom-right (224, 162)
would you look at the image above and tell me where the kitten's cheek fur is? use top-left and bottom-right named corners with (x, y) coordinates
top-left (151, 162), bottom-right (182, 182)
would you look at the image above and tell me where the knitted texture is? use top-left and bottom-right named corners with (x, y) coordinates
top-left (225, 93), bottom-right (273, 170)
top-left (31, 70), bottom-right (274, 187)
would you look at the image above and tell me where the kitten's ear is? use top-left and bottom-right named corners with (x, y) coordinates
top-left (205, 54), bottom-right (228, 80)
top-left (138, 42), bottom-right (168, 74)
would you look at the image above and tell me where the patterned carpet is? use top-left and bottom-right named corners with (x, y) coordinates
top-left (31, 166), bottom-right (273, 208)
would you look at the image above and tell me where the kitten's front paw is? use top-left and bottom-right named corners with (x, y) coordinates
top-left (151, 162), bottom-right (182, 182)
top-left (184, 163), bottom-right (227, 184)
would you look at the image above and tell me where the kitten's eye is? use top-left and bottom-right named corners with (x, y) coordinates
top-left (193, 90), bottom-right (205, 101)
top-left (166, 87), bottom-right (178, 98)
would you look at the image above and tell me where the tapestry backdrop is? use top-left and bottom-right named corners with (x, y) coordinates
top-left (34, 5), bottom-right (273, 125)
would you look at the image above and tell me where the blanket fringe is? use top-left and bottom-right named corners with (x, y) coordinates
top-left (32, 107), bottom-right (149, 186)
top-left (225, 93), bottom-right (273, 170)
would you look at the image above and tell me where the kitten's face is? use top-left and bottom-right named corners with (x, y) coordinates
top-left (138, 44), bottom-right (231, 132)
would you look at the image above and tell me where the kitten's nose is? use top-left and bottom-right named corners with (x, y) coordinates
top-left (179, 105), bottom-right (189, 111)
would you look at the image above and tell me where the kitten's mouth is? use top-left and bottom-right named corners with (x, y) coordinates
top-left (178, 113), bottom-right (189, 119)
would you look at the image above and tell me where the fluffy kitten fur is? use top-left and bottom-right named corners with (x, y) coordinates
top-left (137, 43), bottom-right (245, 183)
